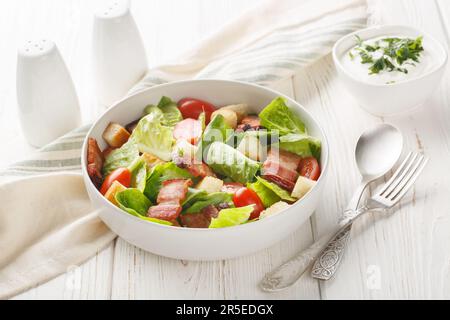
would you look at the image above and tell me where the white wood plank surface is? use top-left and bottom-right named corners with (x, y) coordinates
top-left (1, 0), bottom-right (449, 299)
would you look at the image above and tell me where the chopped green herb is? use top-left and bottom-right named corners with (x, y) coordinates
top-left (350, 35), bottom-right (424, 75)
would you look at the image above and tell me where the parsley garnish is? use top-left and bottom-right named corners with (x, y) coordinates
top-left (350, 35), bottom-right (424, 75)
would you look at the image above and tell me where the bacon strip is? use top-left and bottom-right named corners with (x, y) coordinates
top-left (172, 147), bottom-right (216, 178)
top-left (87, 138), bottom-right (104, 188)
top-left (236, 115), bottom-right (263, 132)
top-left (180, 205), bottom-right (219, 228)
top-left (262, 148), bottom-right (301, 191)
top-left (148, 204), bottom-right (182, 222)
top-left (148, 179), bottom-right (192, 222)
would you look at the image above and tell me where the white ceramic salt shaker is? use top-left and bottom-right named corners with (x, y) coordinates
top-left (16, 40), bottom-right (81, 148)
top-left (93, 0), bottom-right (148, 108)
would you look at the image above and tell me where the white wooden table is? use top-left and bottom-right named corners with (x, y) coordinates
top-left (1, 0), bottom-right (449, 300)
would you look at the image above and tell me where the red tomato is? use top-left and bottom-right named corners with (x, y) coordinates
top-left (299, 157), bottom-right (321, 181)
top-left (221, 182), bottom-right (244, 194)
top-left (100, 167), bottom-right (131, 195)
top-left (178, 98), bottom-right (216, 123)
top-left (233, 187), bottom-right (265, 220)
top-left (173, 118), bottom-right (203, 145)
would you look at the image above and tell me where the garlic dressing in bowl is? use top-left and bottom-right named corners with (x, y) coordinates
top-left (340, 34), bottom-right (443, 85)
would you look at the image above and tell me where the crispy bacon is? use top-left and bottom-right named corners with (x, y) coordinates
top-left (156, 179), bottom-right (193, 204)
top-left (148, 204), bottom-right (182, 222)
top-left (187, 162), bottom-right (216, 178)
top-left (148, 179), bottom-right (193, 221)
top-left (87, 138), bottom-right (104, 188)
top-left (236, 115), bottom-right (263, 132)
top-left (180, 205), bottom-right (219, 228)
top-left (221, 182), bottom-right (244, 194)
top-left (266, 148), bottom-right (301, 171)
top-left (262, 148), bottom-right (301, 192)
top-left (172, 146), bottom-right (216, 178)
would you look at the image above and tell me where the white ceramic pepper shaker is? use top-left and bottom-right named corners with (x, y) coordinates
top-left (16, 40), bottom-right (81, 148)
top-left (93, 0), bottom-right (148, 108)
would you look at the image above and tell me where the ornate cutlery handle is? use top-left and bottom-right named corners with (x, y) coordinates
top-left (260, 222), bottom-right (353, 292)
top-left (260, 206), bottom-right (369, 292)
top-left (310, 221), bottom-right (352, 280)
top-left (311, 205), bottom-right (377, 280)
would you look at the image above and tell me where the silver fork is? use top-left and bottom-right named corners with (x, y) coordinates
top-left (260, 152), bottom-right (428, 292)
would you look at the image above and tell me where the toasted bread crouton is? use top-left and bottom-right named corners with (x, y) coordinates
top-left (102, 122), bottom-right (130, 148)
top-left (221, 104), bottom-right (249, 122)
top-left (291, 176), bottom-right (316, 199)
top-left (237, 134), bottom-right (267, 162)
top-left (196, 176), bottom-right (224, 194)
top-left (142, 152), bottom-right (166, 169)
top-left (211, 109), bottom-right (238, 129)
top-left (104, 181), bottom-right (127, 207)
top-left (260, 201), bottom-right (290, 220)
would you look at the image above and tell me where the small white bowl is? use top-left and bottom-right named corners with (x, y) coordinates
top-left (81, 79), bottom-right (329, 261)
top-left (333, 25), bottom-right (448, 117)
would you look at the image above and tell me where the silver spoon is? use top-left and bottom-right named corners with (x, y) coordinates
top-left (260, 123), bottom-right (403, 291)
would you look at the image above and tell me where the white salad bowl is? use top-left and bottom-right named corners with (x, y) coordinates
top-left (333, 25), bottom-right (448, 117)
top-left (81, 79), bottom-right (329, 261)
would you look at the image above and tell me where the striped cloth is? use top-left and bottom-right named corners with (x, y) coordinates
top-left (1, 0), bottom-right (367, 178)
top-left (0, 0), bottom-right (369, 299)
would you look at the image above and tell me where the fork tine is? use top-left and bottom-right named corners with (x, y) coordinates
top-left (378, 152), bottom-right (415, 196)
top-left (384, 154), bottom-right (423, 199)
top-left (389, 156), bottom-right (428, 203)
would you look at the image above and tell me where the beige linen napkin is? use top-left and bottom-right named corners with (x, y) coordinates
top-left (0, 0), bottom-right (368, 299)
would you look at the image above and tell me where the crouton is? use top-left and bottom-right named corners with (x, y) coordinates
top-left (102, 122), bottom-right (130, 148)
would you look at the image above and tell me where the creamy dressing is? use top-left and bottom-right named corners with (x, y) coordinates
top-left (340, 35), bottom-right (441, 85)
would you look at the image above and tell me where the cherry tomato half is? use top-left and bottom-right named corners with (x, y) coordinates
top-left (100, 167), bottom-right (131, 195)
top-left (173, 118), bottom-right (203, 145)
top-left (233, 187), bottom-right (265, 220)
top-left (178, 98), bottom-right (216, 123)
top-left (299, 157), bottom-right (321, 181)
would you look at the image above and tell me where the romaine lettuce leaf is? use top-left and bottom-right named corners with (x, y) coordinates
top-left (115, 189), bottom-right (172, 226)
top-left (278, 133), bottom-right (321, 160)
top-left (132, 109), bottom-right (174, 161)
top-left (205, 142), bottom-right (260, 184)
top-left (200, 114), bottom-right (233, 156)
top-left (256, 177), bottom-right (296, 202)
top-left (209, 205), bottom-right (254, 228)
top-left (128, 157), bottom-right (147, 192)
top-left (143, 162), bottom-right (193, 202)
top-left (144, 96), bottom-right (183, 127)
top-left (115, 189), bottom-right (152, 215)
top-left (247, 179), bottom-right (280, 208)
top-left (185, 192), bottom-right (233, 214)
top-left (182, 188), bottom-right (208, 207)
top-left (259, 97), bottom-right (306, 135)
top-left (102, 138), bottom-right (139, 176)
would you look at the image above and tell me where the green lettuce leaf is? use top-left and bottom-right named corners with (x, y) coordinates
top-left (144, 96), bottom-right (183, 127)
top-left (182, 188), bottom-right (208, 207)
top-left (200, 114), bottom-right (233, 155)
top-left (132, 108), bottom-right (174, 161)
top-left (247, 179), bottom-right (280, 208)
top-left (259, 97), bottom-right (306, 135)
top-left (115, 189), bottom-right (172, 226)
top-left (143, 162), bottom-right (193, 202)
top-left (128, 157), bottom-right (147, 192)
top-left (209, 205), bottom-right (254, 229)
top-left (115, 189), bottom-right (152, 215)
top-left (278, 133), bottom-right (321, 160)
top-left (102, 138), bottom-right (139, 176)
top-left (256, 177), bottom-right (296, 202)
top-left (205, 142), bottom-right (261, 184)
top-left (185, 192), bottom-right (233, 214)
